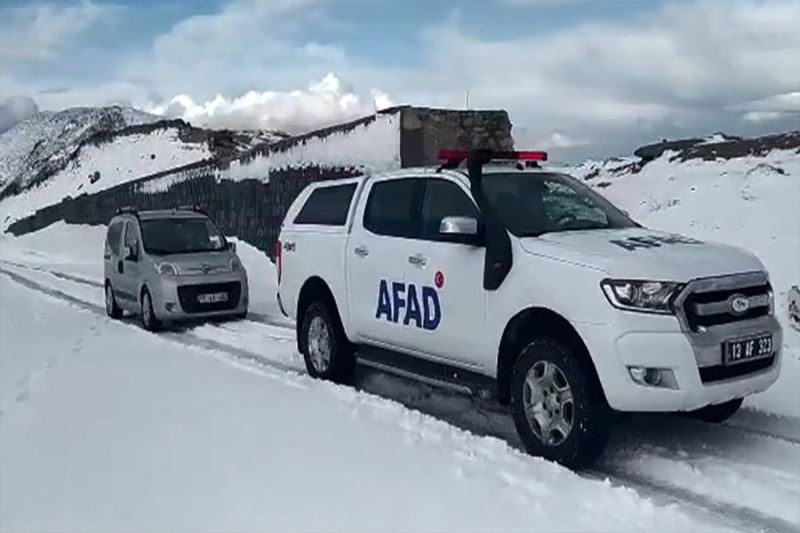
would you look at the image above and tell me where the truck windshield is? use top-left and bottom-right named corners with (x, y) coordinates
top-left (141, 218), bottom-right (227, 254)
top-left (482, 172), bottom-right (637, 237)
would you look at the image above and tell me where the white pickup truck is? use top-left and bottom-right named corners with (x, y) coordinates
top-left (276, 149), bottom-right (782, 468)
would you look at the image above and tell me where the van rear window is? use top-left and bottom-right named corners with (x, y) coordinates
top-left (294, 183), bottom-right (357, 226)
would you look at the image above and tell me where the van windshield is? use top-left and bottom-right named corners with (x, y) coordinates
top-left (141, 218), bottom-right (227, 255)
top-left (482, 172), bottom-right (638, 237)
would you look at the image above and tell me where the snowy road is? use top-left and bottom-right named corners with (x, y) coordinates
top-left (1, 252), bottom-right (798, 532)
top-left (1, 264), bottom-right (720, 533)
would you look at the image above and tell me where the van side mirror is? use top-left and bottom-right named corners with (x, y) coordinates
top-left (439, 216), bottom-right (482, 245)
top-left (125, 245), bottom-right (138, 262)
top-left (228, 241), bottom-right (237, 253)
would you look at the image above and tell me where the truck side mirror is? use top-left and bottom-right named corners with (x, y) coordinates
top-left (439, 216), bottom-right (482, 245)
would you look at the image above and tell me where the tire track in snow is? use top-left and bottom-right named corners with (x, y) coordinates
top-left (0, 260), bottom-right (293, 330)
top-left (4, 258), bottom-right (798, 448)
top-left (1, 264), bottom-right (797, 533)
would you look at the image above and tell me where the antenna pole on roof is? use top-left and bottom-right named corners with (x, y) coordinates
top-left (465, 89), bottom-right (470, 110)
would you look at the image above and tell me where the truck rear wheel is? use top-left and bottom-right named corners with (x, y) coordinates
top-left (300, 301), bottom-right (355, 384)
top-left (685, 398), bottom-right (743, 423)
top-left (510, 337), bottom-right (612, 469)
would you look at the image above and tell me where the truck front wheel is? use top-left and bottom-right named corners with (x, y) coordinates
top-left (510, 338), bottom-right (612, 469)
top-left (300, 301), bottom-right (355, 384)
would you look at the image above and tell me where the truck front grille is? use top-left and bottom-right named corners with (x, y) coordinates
top-left (680, 274), bottom-right (771, 332)
top-left (177, 282), bottom-right (241, 313)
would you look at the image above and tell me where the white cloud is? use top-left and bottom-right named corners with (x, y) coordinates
top-left (736, 92), bottom-right (800, 122)
top-left (149, 73), bottom-right (395, 133)
top-left (121, 0), bottom-right (339, 101)
top-left (537, 132), bottom-right (591, 150)
top-left (0, 1), bottom-right (113, 63)
top-left (422, 0), bottom-right (800, 156)
top-left (8, 0), bottom-right (799, 160)
top-left (0, 96), bottom-right (39, 134)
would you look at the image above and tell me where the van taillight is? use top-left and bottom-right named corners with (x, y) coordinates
top-left (275, 239), bottom-right (282, 284)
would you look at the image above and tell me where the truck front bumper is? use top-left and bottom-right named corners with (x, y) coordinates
top-left (580, 312), bottom-right (782, 412)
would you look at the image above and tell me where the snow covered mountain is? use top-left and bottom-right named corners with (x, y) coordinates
top-left (0, 105), bottom-right (289, 228)
top-left (0, 106), bottom-right (158, 196)
top-left (570, 131), bottom-right (800, 184)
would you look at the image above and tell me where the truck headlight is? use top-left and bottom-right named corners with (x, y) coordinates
top-left (158, 262), bottom-right (178, 276)
top-left (601, 279), bottom-right (684, 315)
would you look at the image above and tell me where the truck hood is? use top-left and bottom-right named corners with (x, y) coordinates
top-left (519, 228), bottom-right (765, 281)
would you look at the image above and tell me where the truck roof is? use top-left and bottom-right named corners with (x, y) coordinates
top-left (307, 164), bottom-right (556, 190)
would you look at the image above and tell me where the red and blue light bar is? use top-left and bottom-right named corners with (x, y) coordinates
top-left (437, 149), bottom-right (548, 162)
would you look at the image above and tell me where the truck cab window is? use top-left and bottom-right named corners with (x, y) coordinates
top-left (420, 179), bottom-right (479, 241)
top-left (364, 179), bottom-right (420, 238)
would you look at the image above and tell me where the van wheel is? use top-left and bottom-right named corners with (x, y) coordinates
top-left (685, 398), bottom-right (743, 423)
top-left (300, 301), bottom-right (354, 383)
top-left (511, 338), bottom-right (612, 469)
top-left (141, 289), bottom-right (162, 332)
top-left (105, 282), bottom-right (122, 319)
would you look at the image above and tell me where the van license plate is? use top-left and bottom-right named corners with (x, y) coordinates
top-left (197, 292), bottom-right (228, 304)
top-left (724, 334), bottom-right (772, 365)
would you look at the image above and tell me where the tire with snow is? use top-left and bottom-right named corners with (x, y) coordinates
top-left (105, 282), bottom-right (122, 319)
top-left (300, 301), bottom-right (355, 384)
top-left (685, 398), bottom-right (743, 423)
top-left (140, 288), bottom-right (162, 332)
top-left (510, 337), bottom-right (612, 469)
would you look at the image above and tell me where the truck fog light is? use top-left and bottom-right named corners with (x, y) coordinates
top-left (165, 302), bottom-right (176, 313)
top-left (644, 368), bottom-right (662, 386)
top-left (628, 366), bottom-right (678, 389)
top-left (629, 366), bottom-right (647, 384)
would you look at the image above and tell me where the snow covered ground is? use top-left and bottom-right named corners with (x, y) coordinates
top-left (1, 240), bottom-right (723, 533)
top-left (1, 145), bottom-right (799, 532)
top-left (1, 218), bottom-right (799, 532)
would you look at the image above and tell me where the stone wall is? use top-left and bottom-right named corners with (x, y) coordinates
top-left (7, 106), bottom-right (513, 257)
top-left (400, 107), bottom-right (514, 166)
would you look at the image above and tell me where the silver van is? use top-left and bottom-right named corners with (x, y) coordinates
top-left (103, 207), bottom-right (249, 330)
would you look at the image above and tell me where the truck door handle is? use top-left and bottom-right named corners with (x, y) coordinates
top-left (408, 254), bottom-right (427, 267)
top-left (354, 246), bottom-right (369, 257)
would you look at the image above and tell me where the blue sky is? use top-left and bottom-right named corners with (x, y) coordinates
top-left (1, 0), bottom-right (798, 160)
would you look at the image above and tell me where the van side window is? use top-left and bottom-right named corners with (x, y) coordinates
top-left (105, 221), bottom-right (123, 257)
top-left (420, 179), bottom-right (479, 241)
top-left (294, 183), bottom-right (357, 226)
top-left (124, 221), bottom-right (139, 252)
top-left (363, 179), bottom-right (420, 238)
